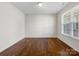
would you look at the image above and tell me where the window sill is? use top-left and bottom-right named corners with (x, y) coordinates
top-left (62, 33), bottom-right (79, 40)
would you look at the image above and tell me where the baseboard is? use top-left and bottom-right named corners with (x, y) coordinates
top-left (25, 37), bottom-right (57, 39)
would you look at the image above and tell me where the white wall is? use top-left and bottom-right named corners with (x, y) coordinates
top-left (57, 2), bottom-right (79, 52)
top-left (0, 3), bottom-right (25, 52)
top-left (25, 14), bottom-right (57, 37)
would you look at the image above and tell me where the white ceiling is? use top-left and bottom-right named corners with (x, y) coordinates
top-left (12, 2), bottom-right (69, 14)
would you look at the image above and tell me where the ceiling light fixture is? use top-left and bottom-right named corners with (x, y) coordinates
top-left (62, 3), bottom-right (65, 5)
top-left (38, 2), bottom-right (43, 7)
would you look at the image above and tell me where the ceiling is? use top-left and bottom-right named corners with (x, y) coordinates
top-left (12, 2), bottom-right (69, 14)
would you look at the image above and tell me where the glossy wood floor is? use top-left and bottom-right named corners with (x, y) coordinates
top-left (0, 38), bottom-right (79, 56)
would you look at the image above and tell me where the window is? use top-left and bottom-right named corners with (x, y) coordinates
top-left (73, 10), bottom-right (79, 38)
top-left (62, 5), bottom-right (79, 40)
top-left (63, 12), bottom-right (72, 35)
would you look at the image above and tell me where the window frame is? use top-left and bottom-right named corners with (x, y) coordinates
top-left (61, 5), bottom-right (79, 40)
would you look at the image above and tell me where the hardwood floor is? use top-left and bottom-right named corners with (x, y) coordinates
top-left (0, 38), bottom-right (79, 56)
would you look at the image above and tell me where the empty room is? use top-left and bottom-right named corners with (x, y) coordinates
top-left (0, 2), bottom-right (79, 56)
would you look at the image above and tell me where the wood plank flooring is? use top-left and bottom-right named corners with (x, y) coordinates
top-left (0, 38), bottom-right (79, 56)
